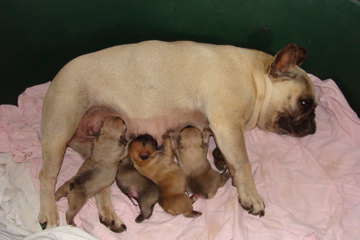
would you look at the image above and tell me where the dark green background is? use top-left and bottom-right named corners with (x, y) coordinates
top-left (1, 0), bottom-right (359, 115)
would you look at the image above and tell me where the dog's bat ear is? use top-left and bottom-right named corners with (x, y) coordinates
top-left (295, 46), bottom-right (307, 67)
top-left (269, 43), bottom-right (307, 78)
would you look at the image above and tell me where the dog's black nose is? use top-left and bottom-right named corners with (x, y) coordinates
top-left (139, 152), bottom-right (150, 160)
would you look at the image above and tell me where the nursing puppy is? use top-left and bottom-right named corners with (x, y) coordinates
top-left (40, 41), bottom-right (317, 228)
top-left (55, 117), bottom-right (128, 232)
top-left (115, 157), bottom-right (159, 223)
top-left (170, 127), bottom-right (229, 199)
top-left (129, 134), bottom-right (201, 218)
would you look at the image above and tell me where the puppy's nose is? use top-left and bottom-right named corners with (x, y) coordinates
top-left (139, 152), bottom-right (150, 160)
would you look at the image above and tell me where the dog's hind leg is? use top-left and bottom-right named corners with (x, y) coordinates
top-left (180, 195), bottom-right (202, 218)
top-left (95, 187), bottom-right (127, 232)
top-left (39, 84), bottom-right (88, 229)
top-left (135, 194), bottom-right (158, 223)
top-left (65, 189), bottom-right (88, 226)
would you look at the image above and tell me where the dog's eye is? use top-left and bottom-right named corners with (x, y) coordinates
top-left (302, 101), bottom-right (309, 107)
top-left (299, 98), bottom-right (313, 110)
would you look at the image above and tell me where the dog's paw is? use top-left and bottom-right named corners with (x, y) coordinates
top-left (167, 129), bottom-right (175, 136)
top-left (238, 186), bottom-right (265, 217)
top-left (190, 194), bottom-right (199, 203)
top-left (135, 214), bottom-right (145, 223)
top-left (183, 210), bottom-right (202, 218)
top-left (162, 132), bottom-right (171, 139)
top-left (99, 213), bottom-right (127, 233)
top-left (38, 205), bottom-right (59, 230)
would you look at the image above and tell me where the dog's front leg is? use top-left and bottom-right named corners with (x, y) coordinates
top-left (211, 124), bottom-right (265, 217)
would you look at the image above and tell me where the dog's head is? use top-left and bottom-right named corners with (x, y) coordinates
top-left (128, 134), bottom-right (158, 163)
top-left (257, 44), bottom-right (317, 137)
top-left (99, 116), bottom-right (127, 141)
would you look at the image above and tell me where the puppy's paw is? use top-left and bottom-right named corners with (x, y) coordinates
top-left (167, 129), bottom-right (175, 136)
top-left (238, 186), bottom-right (265, 217)
top-left (190, 194), bottom-right (199, 203)
top-left (183, 210), bottom-right (202, 218)
top-left (135, 214), bottom-right (145, 223)
top-left (162, 132), bottom-right (171, 139)
top-left (99, 213), bottom-right (127, 233)
top-left (38, 203), bottom-right (59, 229)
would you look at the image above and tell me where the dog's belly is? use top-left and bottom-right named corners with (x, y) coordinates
top-left (123, 110), bottom-right (208, 144)
top-left (72, 106), bottom-right (208, 145)
top-left (71, 106), bottom-right (120, 141)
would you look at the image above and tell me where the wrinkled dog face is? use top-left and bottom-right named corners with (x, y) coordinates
top-left (258, 44), bottom-right (317, 137)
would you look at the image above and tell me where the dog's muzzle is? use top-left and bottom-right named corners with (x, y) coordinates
top-left (275, 108), bottom-right (316, 137)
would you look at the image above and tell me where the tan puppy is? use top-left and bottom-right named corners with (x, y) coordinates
top-left (39, 41), bottom-right (317, 228)
top-left (129, 134), bottom-right (201, 218)
top-left (170, 127), bottom-right (229, 199)
top-left (55, 117), bottom-right (128, 232)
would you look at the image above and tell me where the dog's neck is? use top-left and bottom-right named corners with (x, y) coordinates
top-left (244, 58), bottom-right (271, 130)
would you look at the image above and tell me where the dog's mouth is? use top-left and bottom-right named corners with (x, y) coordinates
top-left (275, 108), bottom-right (316, 137)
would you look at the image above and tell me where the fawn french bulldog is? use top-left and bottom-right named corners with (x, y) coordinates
top-left (39, 40), bottom-right (316, 228)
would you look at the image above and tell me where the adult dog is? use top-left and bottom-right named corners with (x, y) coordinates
top-left (39, 40), bottom-right (317, 229)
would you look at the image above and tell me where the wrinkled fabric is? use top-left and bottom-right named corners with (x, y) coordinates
top-left (0, 74), bottom-right (359, 240)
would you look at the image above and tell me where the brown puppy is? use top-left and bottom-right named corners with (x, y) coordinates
top-left (55, 117), bottom-right (128, 232)
top-left (115, 157), bottom-right (159, 223)
top-left (170, 127), bottom-right (229, 199)
top-left (129, 134), bottom-right (201, 218)
top-left (40, 41), bottom-right (317, 228)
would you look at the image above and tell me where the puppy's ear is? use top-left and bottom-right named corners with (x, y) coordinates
top-left (269, 43), bottom-right (307, 78)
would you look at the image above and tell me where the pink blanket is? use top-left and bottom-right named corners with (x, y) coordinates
top-left (1, 74), bottom-right (359, 240)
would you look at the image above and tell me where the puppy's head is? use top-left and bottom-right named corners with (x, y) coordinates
top-left (129, 134), bottom-right (158, 163)
top-left (258, 44), bottom-right (317, 137)
top-left (98, 116), bottom-right (127, 143)
top-left (179, 127), bottom-right (203, 149)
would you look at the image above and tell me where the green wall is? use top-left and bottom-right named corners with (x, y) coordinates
top-left (1, 0), bottom-right (359, 115)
